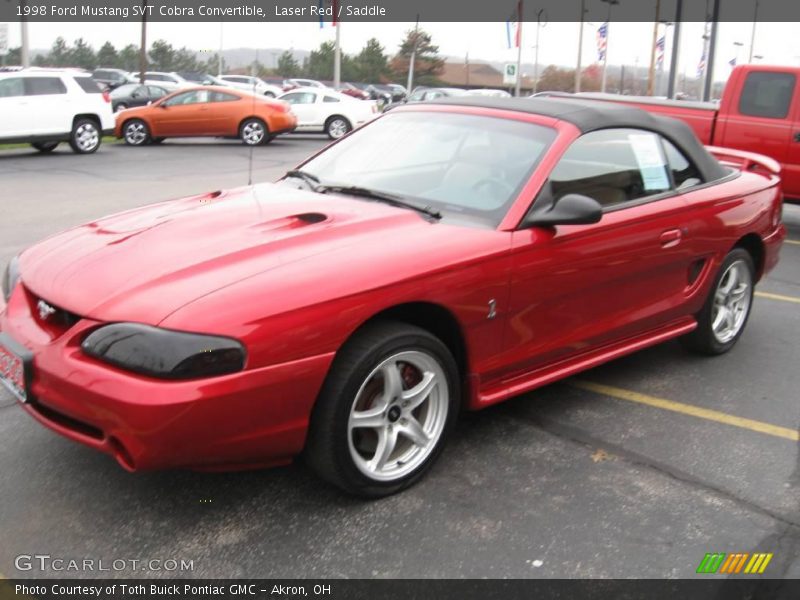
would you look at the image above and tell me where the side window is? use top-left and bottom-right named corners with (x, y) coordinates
top-left (323, 95), bottom-right (340, 103)
top-left (282, 92), bottom-right (316, 105)
top-left (148, 86), bottom-right (167, 98)
top-left (547, 129), bottom-right (672, 209)
top-left (25, 77), bottom-right (67, 96)
top-left (662, 138), bottom-right (703, 189)
top-left (211, 92), bottom-right (238, 102)
top-left (0, 77), bottom-right (25, 98)
top-left (163, 90), bottom-right (208, 106)
top-left (738, 72), bottom-right (796, 119)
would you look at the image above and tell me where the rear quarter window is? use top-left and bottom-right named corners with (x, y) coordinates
top-left (738, 71), bottom-right (796, 119)
top-left (74, 77), bottom-right (102, 93)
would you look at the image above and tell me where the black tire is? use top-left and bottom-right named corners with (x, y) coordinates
top-left (681, 248), bottom-right (755, 355)
top-left (69, 118), bottom-right (101, 154)
top-left (122, 119), bottom-right (151, 146)
top-left (305, 321), bottom-right (460, 497)
top-left (325, 115), bottom-right (352, 140)
top-left (31, 141), bottom-right (59, 153)
top-left (239, 118), bottom-right (268, 146)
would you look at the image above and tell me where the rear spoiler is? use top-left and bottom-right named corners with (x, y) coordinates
top-left (707, 145), bottom-right (781, 178)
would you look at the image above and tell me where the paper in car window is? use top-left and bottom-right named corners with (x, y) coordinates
top-left (629, 133), bottom-right (670, 191)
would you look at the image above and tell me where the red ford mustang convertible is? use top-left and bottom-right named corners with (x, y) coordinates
top-left (0, 98), bottom-right (786, 496)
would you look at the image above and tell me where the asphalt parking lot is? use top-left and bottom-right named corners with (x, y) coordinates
top-left (0, 138), bottom-right (799, 580)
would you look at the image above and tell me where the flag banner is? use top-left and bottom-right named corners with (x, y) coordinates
top-left (656, 35), bottom-right (665, 69)
top-left (697, 50), bottom-right (706, 79)
top-left (596, 22), bottom-right (608, 62)
top-left (2, 0), bottom-right (799, 22)
top-left (506, 0), bottom-right (521, 48)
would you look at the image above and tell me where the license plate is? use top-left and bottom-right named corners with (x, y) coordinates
top-left (0, 333), bottom-right (31, 404)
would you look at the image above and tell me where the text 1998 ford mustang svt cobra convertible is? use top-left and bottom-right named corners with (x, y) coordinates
top-left (0, 98), bottom-right (786, 496)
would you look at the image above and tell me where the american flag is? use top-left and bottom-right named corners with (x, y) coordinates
top-left (506, 1), bottom-right (522, 49)
top-left (697, 49), bottom-right (706, 79)
top-left (656, 35), bottom-right (666, 69)
top-left (597, 22), bottom-right (608, 62)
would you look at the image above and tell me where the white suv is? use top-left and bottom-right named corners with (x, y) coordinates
top-left (0, 69), bottom-right (115, 154)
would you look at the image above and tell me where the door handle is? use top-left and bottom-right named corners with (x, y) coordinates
top-left (659, 229), bottom-right (682, 248)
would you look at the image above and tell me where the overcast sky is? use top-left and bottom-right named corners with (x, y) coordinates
top-left (5, 21), bottom-right (799, 81)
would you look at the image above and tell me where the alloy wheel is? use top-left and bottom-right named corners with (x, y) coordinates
top-left (124, 122), bottom-right (148, 145)
top-left (75, 123), bottom-right (99, 152)
top-left (711, 259), bottom-right (752, 344)
top-left (242, 121), bottom-right (265, 145)
top-left (347, 350), bottom-right (449, 482)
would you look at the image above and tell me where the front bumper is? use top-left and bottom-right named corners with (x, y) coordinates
top-left (0, 286), bottom-right (333, 472)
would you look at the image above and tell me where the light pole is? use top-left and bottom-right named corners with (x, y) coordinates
top-left (407, 15), bottom-right (419, 94)
top-left (532, 8), bottom-right (546, 94)
top-left (749, 0), bottom-right (759, 63)
top-left (647, 0), bottom-right (661, 96)
top-left (575, 0), bottom-right (586, 92)
top-left (600, 0), bottom-right (619, 94)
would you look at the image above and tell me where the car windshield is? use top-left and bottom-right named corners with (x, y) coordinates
top-left (296, 111), bottom-right (555, 226)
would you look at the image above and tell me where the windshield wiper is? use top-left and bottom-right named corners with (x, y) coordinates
top-left (320, 185), bottom-right (442, 220)
top-left (284, 169), bottom-right (322, 192)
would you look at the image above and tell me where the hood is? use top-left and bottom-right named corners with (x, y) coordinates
top-left (19, 183), bottom-right (433, 325)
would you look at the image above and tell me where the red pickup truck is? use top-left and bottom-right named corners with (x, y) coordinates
top-left (550, 65), bottom-right (800, 201)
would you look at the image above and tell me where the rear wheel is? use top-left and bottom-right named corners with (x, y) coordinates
top-left (325, 115), bottom-right (351, 140)
top-left (240, 118), bottom-right (268, 146)
top-left (682, 248), bottom-right (755, 355)
top-left (31, 141), bottom-right (59, 153)
top-left (306, 321), bottom-right (460, 497)
top-left (69, 118), bottom-right (101, 154)
top-left (123, 119), bottom-right (151, 146)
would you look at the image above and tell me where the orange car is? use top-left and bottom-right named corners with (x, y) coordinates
top-left (114, 86), bottom-right (297, 146)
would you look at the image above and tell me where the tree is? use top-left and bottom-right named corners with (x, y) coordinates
top-left (5, 46), bottom-right (21, 65)
top-left (48, 37), bottom-right (69, 67)
top-left (353, 38), bottom-right (388, 82)
top-left (276, 51), bottom-right (301, 77)
top-left (96, 42), bottom-right (118, 68)
top-left (390, 28), bottom-right (444, 86)
top-left (204, 53), bottom-right (224, 75)
top-left (149, 40), bottom-right (175, 71)
top-left (172, 47), bottom-right (202, 72)
top-left (67, 38), bottom-right (96, 70)
top-left (305, 41), bottom-right (335, 80)
top-left (117, 44), bottom-right (140, 71)
top-left (537, 65), bottom-right (576, 92)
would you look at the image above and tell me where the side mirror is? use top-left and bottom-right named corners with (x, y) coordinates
top-left (523, 193), bottom-right (603, 228)
top-left (131, 92), bottom-right (140, 98)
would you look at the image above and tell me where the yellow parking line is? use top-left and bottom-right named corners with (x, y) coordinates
top-left (755, 291), bottom-right (800, 304)
top-left (571, 381), bottom-right (799, 442)
top-left (784, 239), bottom-right (800, 246)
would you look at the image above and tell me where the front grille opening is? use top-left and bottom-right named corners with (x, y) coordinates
top-left (32, 401), bottom-right (103, 440)
top-left (31, 294), bottom-right (82, 329)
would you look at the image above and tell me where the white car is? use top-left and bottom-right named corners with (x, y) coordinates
top-left (219, 75), bottom-right (283, 98)
top-left (464, 88), bottom-right (512, 98)
top-left (129, 71), bottom-right (192, 91)
top-left (278, 87), bottom-right (378, 139)
top-left (286, 78), bottom-right (328, 89)
top-left (0, 69), bottom-right (115, 154)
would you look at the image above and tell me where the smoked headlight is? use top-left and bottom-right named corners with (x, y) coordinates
top-left (81, 323), bottom-right (246, 380)
top-left (2, 256), bottom-right (20, 303)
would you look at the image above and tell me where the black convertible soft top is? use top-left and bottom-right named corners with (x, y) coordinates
top-left (426, 96), bottom-right (729, 183)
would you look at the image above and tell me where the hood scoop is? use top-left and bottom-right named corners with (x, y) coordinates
top-left (251, 212), bottom-right (329, 233)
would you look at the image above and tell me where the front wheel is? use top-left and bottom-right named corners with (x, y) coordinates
top-left (69, 118), bottom-right (101, 154)
top-left (682, 248), bottom-right (755, 355)
top-left (123, 119), bottom-right (151, 146)
top-left (305, 321), bottom-right (460, 497)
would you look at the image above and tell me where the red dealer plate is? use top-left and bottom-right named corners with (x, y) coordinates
top-left (0, 333), bottom-right (30, 403)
